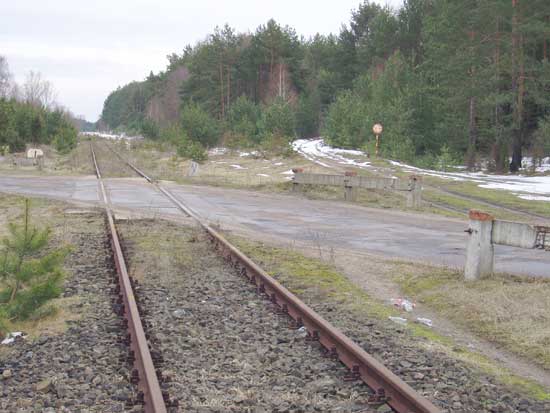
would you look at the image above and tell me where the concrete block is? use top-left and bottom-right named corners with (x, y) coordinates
top-left (465, 210), bottom-right (494, 281)
top-left (492, 220), bottom-right (537, 249)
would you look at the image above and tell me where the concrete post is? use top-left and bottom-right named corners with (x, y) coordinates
top-left (344, 185), bottom-right (358, 201)
top-left (465, 210), bottom-right (494, 281)
top-left (406, 175), bottom-right (422, 209)
top-left (292, 168), bottom-right (304, 193)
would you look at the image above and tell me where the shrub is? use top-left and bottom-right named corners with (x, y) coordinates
top-left (258, 98), bottom-right (296, 141)
top-left (181, 102), bottom-right (220, 147)
top-left (0, 200), bottom-right (69, 331)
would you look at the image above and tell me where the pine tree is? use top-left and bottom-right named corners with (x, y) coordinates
top-left (0, 200), bottom-right (68, 332)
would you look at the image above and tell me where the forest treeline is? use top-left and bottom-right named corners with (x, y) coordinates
top-left (0, 56), bottom-right (78, 154)
top-left (100, 0), bottom-right (550, 171)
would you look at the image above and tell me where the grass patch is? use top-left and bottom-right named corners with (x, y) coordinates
top-left (395, 268), bottom-right (550, 372)
top-left (425, 178), bottom-right (550, 218)
top-left (226, 234), bottom-right (550, 399)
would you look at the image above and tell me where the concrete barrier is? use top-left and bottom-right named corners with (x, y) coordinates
top-left (464, 210), bottom-right (549, 280)
top-left (292, 172), bottom-right (422, 208)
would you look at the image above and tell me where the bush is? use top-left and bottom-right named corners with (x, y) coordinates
top-left (258, 98), bottom-right (296, 141)
top-left (176, 132), bottom-right (208, 162)
top-left (228, 96), bottom-right (260, 143)
top-left (53, 124), bottom-right (77, 153)
top-left (323, 91), bottom-right (368, 148)
top-left (140, 119), bottom-right (160, 140)
top-left (181, 102), bottom-right (220, 147)
top-left (0, 200), bottom-right (68, 329)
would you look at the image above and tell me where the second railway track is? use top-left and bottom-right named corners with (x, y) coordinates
top-left (91, 139), bottom-right (440, 413)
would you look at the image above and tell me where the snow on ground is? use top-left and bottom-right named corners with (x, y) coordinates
top-left (292, 138), bottom-right (370, 169)
top-left (281, 170), bottom-right (294, 175)
top-left (256, 173), bottom-right (270, 177)
top-left (230, 164), bottom-right (247, 170)
top-left (293, 138), bottom-right (550, 202)
top-left (81, 131), bottom-right (142, 140)
top-left (208, 147), bottom-right (228, 156)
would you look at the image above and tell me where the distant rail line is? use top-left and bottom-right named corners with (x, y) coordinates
top-left (91, 139), bottom-right (441, 413)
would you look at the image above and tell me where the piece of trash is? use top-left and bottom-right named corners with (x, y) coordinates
top-left (391, 298), bottom-right (415, 312)
top-left (416, 317), bottom-right (433, 328)
top-left (1, 332), bottom-right (25, 345)
top-left (389, 316), bottom-right (408, 325)
top-left (296, 326), bottom-right (308, 338)
top-left (172, 309), bottom-right (188, 318)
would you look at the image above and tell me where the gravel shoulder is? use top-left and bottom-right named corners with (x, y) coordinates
top-left (0, 198), bottom-right (138, 412)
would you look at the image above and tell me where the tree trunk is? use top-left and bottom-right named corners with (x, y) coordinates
top-left (466, 97), bottom-right (477, 169)
top-left (493, 17), bottom-right (506, 173)
top-left (510, 0), bottom-right (524, 173)
top-left (219, 62), bottom-right (225, 119)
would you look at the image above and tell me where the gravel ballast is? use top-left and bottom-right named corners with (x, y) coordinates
top-left (0, 212), bottom-right (139, 413)
top-left (119, 219), bottom-right (378, 412)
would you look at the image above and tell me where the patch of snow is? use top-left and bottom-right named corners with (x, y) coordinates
top-left (274, 162), bottom-right (284, 166)
top-left (208, 147), bottom-right (228, 156)
top-left (521, 157), bottom-right (550, 173)
top-left (256, 173), bottom-right (270, 177)
top-left (293, 138), bottom-right (550, 202)
top-left (81, 131), bottom-right (142, 140)
top-left (389, 160), bottom-right (550, 200)
top-left (516, 194), bottom-right (550, 202)
top-left (239, 150), bottom-right (260, 157)
top-left (292, 138), bottom-right (370, 169)
top-left (281, 170), bottom-right (294, 175)
top-left (230, 164), bottom-right (247, 170)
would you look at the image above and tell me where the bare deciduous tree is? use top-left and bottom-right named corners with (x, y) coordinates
top-left (0, 56), bottom-right (13, 98)
top-left (23, 71), bottom-right (57, 109)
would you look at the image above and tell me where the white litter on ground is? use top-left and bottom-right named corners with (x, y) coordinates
top-left (416, 317), bottom-right (433, 328)
top-left (1, 332), bottom-right (25, 345)
top-left (389, 316), bottom-right (408, 325)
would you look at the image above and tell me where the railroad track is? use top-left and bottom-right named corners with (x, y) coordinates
top-left (90, 139), bottom-right (440, 413)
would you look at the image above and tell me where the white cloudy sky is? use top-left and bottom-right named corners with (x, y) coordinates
top-left (2, 0), bottom-right (402, 122)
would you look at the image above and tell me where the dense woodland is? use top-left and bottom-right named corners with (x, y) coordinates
top-left (0, 57), bottom-right (78, 154)
top-left (100, 0), bottom-right (550, 172)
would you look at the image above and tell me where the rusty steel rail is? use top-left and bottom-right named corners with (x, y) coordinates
top-left (91, 143), bottom-right (167, 413)
top-left (98, 140), bottom-right (441, 413)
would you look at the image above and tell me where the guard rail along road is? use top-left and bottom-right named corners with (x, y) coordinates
top-left (292, 170), bottom-right (422, 208)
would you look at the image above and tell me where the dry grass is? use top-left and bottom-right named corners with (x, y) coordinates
top-left (396, 269), bottom-right (550, 370)
top-left (0, 139), bottom-right (94, 176)
top-left (225, 234), bottom-right (550, 399)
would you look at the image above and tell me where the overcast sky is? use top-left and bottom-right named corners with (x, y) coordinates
top-left (2, 0), bottom-right (403, 122)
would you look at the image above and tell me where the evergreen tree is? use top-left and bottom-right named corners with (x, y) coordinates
top-left (0, 200), bottom-right (68, 333)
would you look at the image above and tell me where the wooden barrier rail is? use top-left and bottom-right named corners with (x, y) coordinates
top-left (292, 171), bottom-right (422, 208)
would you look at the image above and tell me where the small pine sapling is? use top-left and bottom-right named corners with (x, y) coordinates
top-left (0, 200), bottom-right (69, 332)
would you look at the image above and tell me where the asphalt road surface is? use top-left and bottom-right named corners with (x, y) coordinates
top-left (1, 174), bottom-right (549, 278)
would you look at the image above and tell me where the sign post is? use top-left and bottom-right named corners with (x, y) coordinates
top-left (372, 123), bottom-right (383, 157)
